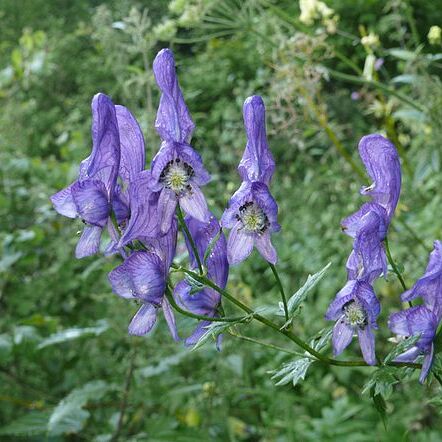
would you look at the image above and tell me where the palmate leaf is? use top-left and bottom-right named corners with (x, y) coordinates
top-left (362, 367), bottom-right (399, 399)
top-left (37, 319), bottom-right (109, 349)
top-left (281, 263), bottom-right (331, 325)
top-left (270, 358), bottom-right (312, 387)
top-left (191, 321), bottom-right (236, 351)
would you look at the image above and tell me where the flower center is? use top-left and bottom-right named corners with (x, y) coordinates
top-left (343, 300), bottom-right (367, 327)
top-left (236, 201), bottom-right (269, 234)
top-left (160, 158), bottom-right (194, 194)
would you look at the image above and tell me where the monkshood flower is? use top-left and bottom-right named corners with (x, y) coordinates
top-left (149, 48), bottom-right (210, 234)
top-left (388, 306), bottom-right (438, 383)
top-left (221, 96), bottom-right (280, 265)
top-left (109, 221), bottom-right (179, 340)
top-left (174, 214), bottom-right (229, 348)
top-left (388, 240), bottom-right (442, 382)
top-left (401, 241), bottom-right (442, 319)
top-left (51, 93), bottom-right (120, 258)
top-left (325, 280), bottom-right (381, 365)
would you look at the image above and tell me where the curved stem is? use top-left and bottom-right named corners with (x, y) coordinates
top-left (384, 237), bottom-right (409, 304)
top-left (165, 286), bottom-right (245, 323)
top-left (269, 263), bottom-right (289, 322)
top-left (172, 265), bottom-right (421, 369)
top-left (176, 205), bottom-right (204, 274)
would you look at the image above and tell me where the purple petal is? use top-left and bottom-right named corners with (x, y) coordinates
top-left (357, 326), bottom-right (376, 365)
top-left (108, 258), bottom-right (135, 299)
top-left (255, 232), bottom-right (277, 264)
top-left (146, 218), bottom-right (178, 270)
top-left (420, 344), bottom-right (434, 384)
top-left (332, 320), bottom-right (354, 356)
top-left (238, 96), bottom-right (275, 185)
top-left (75, 225), bottom-right (102, 258)
top-left (388, 309), bottom-right (410, 336)
top-left (71, 179), bottom-right (110, 227)
top-left (184, 320), bottom-right (211, 347)
top-left (113, 185), bottom-right (130, 224)
top-left (394, 346), bottom-right (420, 363)
top-left (162, 298), bottom-right (179, 341)
top-left (158, 188), bottom-right (177, 235)
top-left (358, 134), bottom-right (401, 220)
top-left (341, 202), bottom-right (387, 240)
top-left (86, 93), bottom-right (120, 193)
top-left (128, 304), bottom-right (157, 336)
top-left (179, 185), bottom-right (210, 223)
top-left (153, 49), bottom-right (195, 143)
top-left (251, 182), bottom-right (280, 232)
top-left (115, 105), bottom-right (145, 184)
top-left (51, 184), bottom-right (77, 218)
top-left (227, 222), bottom-right (254, 265)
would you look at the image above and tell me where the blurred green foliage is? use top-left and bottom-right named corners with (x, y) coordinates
top-left (1, 0), bottom-right (442, 440)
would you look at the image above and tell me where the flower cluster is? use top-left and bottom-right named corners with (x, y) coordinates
top-left (389, 241), bottom-right (442, 382)
top-left (326, 135), bottom-right (401, 365)
top-left (51, 48), bottom-right (278, 345)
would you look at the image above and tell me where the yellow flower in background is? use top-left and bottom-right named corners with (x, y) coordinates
top-left (428, 25), bottom-right (442, 45)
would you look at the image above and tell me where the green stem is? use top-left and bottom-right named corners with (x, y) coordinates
top-left (327, 68), bottom-right (425, 113)
top-left (165, 286), bottom-right (245, 323)
top-left (269, 263), bottom-right (289, 322)
top-left (384, 237), bottom-right (407, 292)
top-left (176, 205), bottom-right (204, 275)
top-left (172, 265), bottom-right (421, 369)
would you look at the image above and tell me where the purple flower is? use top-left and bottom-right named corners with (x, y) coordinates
top-left (325, 280), bottom-right (381, 365)
top-left (374, 58), bottom-right (384, 71)
top-left (401, 241), bottom-right (442, 319)
top-left (388, 306), bottom-right (438, 383)
top-left (174, 214), bottom-right (228, 348)
top-left (358, 134), bottom-right (401, 221)
top-left (221, 96), bottom-right (280, 265)
top-left (51, 93), bottom-right (120, 258)
top-left (150, 49), bottom-right (210, 233)
top-left (109, 221), bottom-right (179, 340)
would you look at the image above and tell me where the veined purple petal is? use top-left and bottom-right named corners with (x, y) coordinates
top-left (358, 134), bottom-right (401, 220)
top-left (238, 96), bottom-right (275, 185)
top-left (108, 251), bottom-right (165, 304)
top-left (394, 346), bottom-right (420, 363)
top-left (51, 184), bottom-right (77, 218)
top-left (341, 202), bottom-right (387, 240)
top-left (255, 232), bottom-right (277, 264)
top-left (162, 298), bottom-right (179, 341)
top-left (71, 179), bottom-right (110, 227)
top-left (157, 188), bottom-right (177, 235)
top-left (332, 320), bottom-right (354, 356)
top-left (115, 105), bottom-right (145, 184)
top-left (175, 281), bottom-right (219, 316)
top-left (153, 48), bottom-right (195, 143)
top-left (251, 181), bottom-right (280, 232)
top-left (75, 225), bottom-right (102, 258)
top-left (179, 185), bottom-right (210, 223)
top-left (86, 93), bottom-right (120, 194)
top-left (357, 326), bottom-right (376, 365)
top-left (119, 173), bottom-right (160, 247)
top-left (128, 304), bottom-right (157, 336)
top-left (227, 222), bottom-right (254, 265)
top-left (184, 320), bottom-right (212, 347)
top-left (401, 240), bottom-right (442, 319)
top-left (420, 344), bottom-right (434, 383)
top-left (113, 185), bottom-right (130, 224)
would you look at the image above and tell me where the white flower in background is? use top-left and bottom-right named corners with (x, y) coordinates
top-left (299, 0), bottom-right (338, 33)
top-left (361, 33), bottom-right (380, 49)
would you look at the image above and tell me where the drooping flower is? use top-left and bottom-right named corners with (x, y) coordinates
top-left (401, 241), bottom-right (442, 319)
top-left (174, 214), bottom-right (228, 348)
top-left (388, 306), bottom-right (438, 383)
top-left (221, 96), bottom-right (280, 265)
top-left (51, 93), bottom-right (120, 258)
top-left (149, 48), bottom-right (211, 234)
top-left (109, 221), bottom-right (179, 340)
top-left (358, 134), bottom-right (401, 221)
top-left (388, 240), bottom-right (442, 382)
top-left (325, 280), bottom-right (381, 365)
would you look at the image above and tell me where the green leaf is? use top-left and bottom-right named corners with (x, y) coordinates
top-left (309, 327), bottom-right (333, 352)
top-left (383, 334), bottom-right (421, 364)
top-left (0, 411), bottom-right (51, 437)
top-left (48, 380), bottom-right (110, 436)
top-left (393, 108), bottom-right (426, 123)
top-left (285, 263), bottom-right (331, 319)
top-left (203, 227), bottom-right (223, 266)
top-left (362, 367), bottom-right (398, 399)
top-left (191, 321), bottom-right (234, 351)
top-left (37, 319), bottom-right (109, 349)
top-left (137, 352), bottom-right (189, 378)
top-left (271, 358), bottom-right (312, 387)
top-left (391, 74), bottom-right (417, 84)
top-left (387, 48), bottom-right (417, 60)
top-left (370, 388), bottom-right (388, 429)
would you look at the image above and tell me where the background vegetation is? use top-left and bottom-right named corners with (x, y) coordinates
top-left (1, 0), bottom-right (442, 440)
